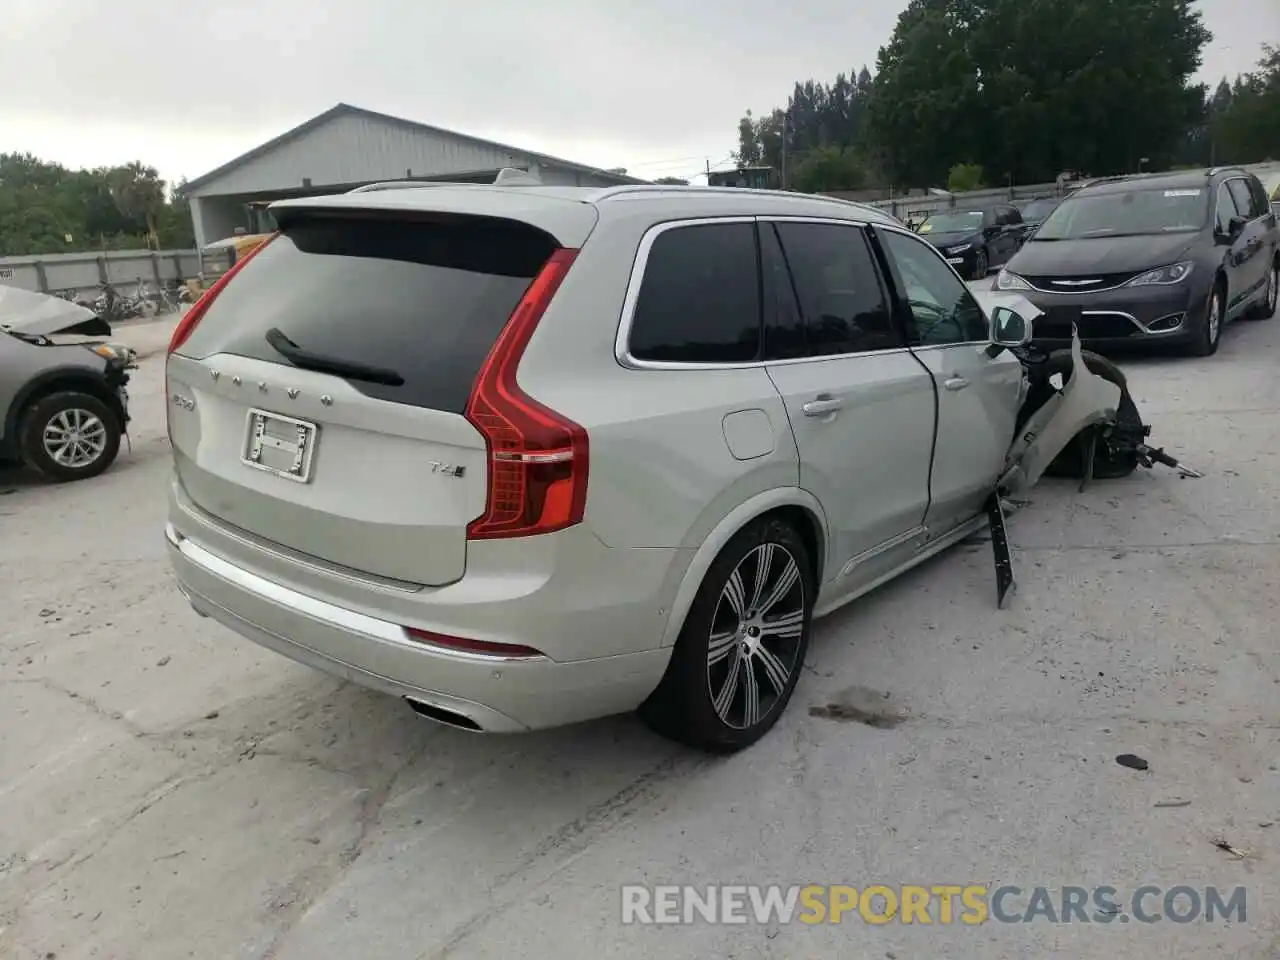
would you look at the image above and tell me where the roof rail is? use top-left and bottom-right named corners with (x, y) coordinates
top-left (584, 183), bottom-right (894, 219)
top-left (347, 180), bottom-right (452, 194)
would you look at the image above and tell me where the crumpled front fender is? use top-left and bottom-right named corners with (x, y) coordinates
top-left (999, 330), bottom-right (1121, 496)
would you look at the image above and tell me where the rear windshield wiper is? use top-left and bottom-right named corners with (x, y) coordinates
top-left (265, 327), bottom-right (405, 386)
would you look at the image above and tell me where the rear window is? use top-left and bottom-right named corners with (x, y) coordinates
top-left (179, 214), bottom-right (557, 412)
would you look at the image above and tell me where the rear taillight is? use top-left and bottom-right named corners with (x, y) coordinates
top-left (167, 233), bottom-right (278, 355)
top-left (403, 626), bottom-right (544, 660)
top-left (465, 248), bottom-right (586, 540)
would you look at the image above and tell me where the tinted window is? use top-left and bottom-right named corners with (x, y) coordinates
top-left (1249, 177), bottom-right (1272, 218)
top-left (1003, 206), bottom-right (1023, 224)
top-left (759, 223), bottom-right (806, 359)
top-left (879, 229), bottom-right (988, 345)
top-left (1216, 183), bottom-right (1242, 233)
top-left (771, 221), bottom-right (899, 357)
top-left (1227, 180), bottom-right (1257, 220)
top-left (179, 214), bottom-right (556, 413)
top-left (629, 222), bottom-right (760, 364)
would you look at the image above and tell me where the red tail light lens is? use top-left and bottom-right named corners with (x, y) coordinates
top-left (465, 247), bottom-right (586, 540)
top-left (167, 233), bottom-right (278, 355)
top-left (403, 626), bottom-right (544, 660)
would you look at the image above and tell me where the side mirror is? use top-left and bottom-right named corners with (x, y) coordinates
top-left (1229, 215), bottom-right (1248, 238)
top-left (989, 305), bottom-right (1032, 347)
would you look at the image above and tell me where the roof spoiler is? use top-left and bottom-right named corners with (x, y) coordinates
top-left (348, 167), bottom-right (542, 194)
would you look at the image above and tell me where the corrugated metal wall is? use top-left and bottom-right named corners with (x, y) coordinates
top-left (188, 113), bottom-right (529, 198)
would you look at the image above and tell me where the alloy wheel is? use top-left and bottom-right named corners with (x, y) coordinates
top-left (1207, 291), bottom-right (1221, 346)
top-left (706, 543), bottom-right (806, 730)
top-left (42, 408), bottom-right (107, 469)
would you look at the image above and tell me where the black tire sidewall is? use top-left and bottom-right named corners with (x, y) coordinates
top-left (974, 249), bottom-right (989, 281)
top-left (20, 391), bottom-right (121, 482)
top-left (640, 517), bottom-right (815, 753)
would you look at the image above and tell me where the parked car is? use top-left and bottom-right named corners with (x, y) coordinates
top-left (163, 181), bottom-right (1160, 753)
top-left (997, 167), bottom-right (1280, 355)
top-left (914, 204), bottom-right (1026, 280)
top-left (0, 287), bottom-right (135, 480)
top-left (1017, 196), bottom-right (1062, 233)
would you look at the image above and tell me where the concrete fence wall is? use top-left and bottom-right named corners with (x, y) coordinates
top-left (0, 248), bottom-right (202, 298)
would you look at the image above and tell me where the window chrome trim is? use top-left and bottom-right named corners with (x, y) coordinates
top-left (614, 215), bottom-right (905, 371)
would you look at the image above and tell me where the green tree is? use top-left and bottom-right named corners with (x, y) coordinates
top-left (868, 0), bottom-right (1212, 187)
top-left (0, 153), bottom-right (192, 256)
top-left (1213, 45), bottom-right (1280, 164)
top-left (947, 162), bottom-right (986, 192)
top-left (791, 147), bottom-right (867, 192)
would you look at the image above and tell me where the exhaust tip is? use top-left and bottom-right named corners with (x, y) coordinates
top-left (404, 697), bottom-right (483, 732)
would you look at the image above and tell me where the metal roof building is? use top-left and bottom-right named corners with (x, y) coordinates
top-left (182, 103), bottom-right (646, 249)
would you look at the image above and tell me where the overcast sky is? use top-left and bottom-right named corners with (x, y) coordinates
top-left (1, 0), bottom-right (1275, 187)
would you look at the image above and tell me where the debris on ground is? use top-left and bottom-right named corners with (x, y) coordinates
top-left (1116, 753), bottom-right (1149, 771)
top-left (1153, 799), bottom-right (1191, 808)
top-left (1211, 838), bottom-right (1249, 859)
top-left (156, 655), bottom-right (171, 667)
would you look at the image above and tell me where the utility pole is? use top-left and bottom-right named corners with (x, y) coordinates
top-left (780, 113), bottom-right (788, 190)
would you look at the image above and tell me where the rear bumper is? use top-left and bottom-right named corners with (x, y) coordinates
top-left (167, 526), bottom-right (672, 731)
top-left (165, 475), bottom-right (682, 732)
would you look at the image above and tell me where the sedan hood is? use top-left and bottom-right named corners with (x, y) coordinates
top-left (1009, 233), bottom-right (1196, 277)
top-left (0, 286), bottom-right (112, 336)
top-left (919, 230), bottom-right (979, 249)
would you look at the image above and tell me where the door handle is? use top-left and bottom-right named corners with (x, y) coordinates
top-left (944, 376), bottom-right (970, 392)
top-left (802, 395), bottom-right (844, 417)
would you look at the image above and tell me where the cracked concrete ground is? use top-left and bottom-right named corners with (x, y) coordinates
top-left (1, 304), bottom-right (1277, 960)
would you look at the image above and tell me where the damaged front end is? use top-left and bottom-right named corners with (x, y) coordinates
top-left (974, 292), bottom-right (1201, 607)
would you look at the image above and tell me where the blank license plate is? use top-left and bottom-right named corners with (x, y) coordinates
top-left (241, 408), bottom-right (318, 483)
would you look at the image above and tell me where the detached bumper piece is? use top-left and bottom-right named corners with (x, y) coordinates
top-left (985, 492), bottom-right (1016, 610)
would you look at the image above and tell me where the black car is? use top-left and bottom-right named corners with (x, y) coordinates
top-left (914, 203), bottom-right (1025, 281)
top-left (996, 167), bottom-right (1280, 356)
top-left (1017, 196), bottom-right (1062, 233)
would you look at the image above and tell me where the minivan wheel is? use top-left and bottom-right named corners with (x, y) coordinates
top-left (19, 391), bottom-right (121, 482)
top-left (1187, 284), bottom-right (1224, 357)
top-left (640, 517), bottom-right (814, 753)
top-left (1249, 260), bottom-right (1278, 320)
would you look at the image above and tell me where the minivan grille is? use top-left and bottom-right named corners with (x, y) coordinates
top-left (1024, 271), bottom-right (1142, 292)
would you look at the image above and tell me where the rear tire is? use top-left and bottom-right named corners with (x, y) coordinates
top-left (19, 391), bottom-right (121, 482)
top-left (1032, 350), bottom-right (1143, 481)
top-left (972, 248), bottom-right (989, 281)
top-left (1248, 259), bottom-right (1278, 320)
top-left (639, 517), bottom-right (814, 753)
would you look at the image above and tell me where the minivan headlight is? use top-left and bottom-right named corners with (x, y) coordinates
top-left (995, 269), bottom-right (1030, 291)
top-left (1127, 262), bottom-right (1194, 286)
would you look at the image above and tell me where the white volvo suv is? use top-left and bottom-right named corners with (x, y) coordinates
top-left (165, 179), bottom-right (1100, 752)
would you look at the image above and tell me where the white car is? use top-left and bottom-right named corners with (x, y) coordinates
top-left (164, 178), bottom-right (1181, 752)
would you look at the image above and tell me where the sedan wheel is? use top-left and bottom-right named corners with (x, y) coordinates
top-left (1255, 261), bottom-right (1279, 320)
top-left (973, 248), bottom-right (989, 281)
top-left (639, 517), bottom-right (814, 753)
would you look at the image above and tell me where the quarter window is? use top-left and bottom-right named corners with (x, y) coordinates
top-left (628, 222), bottom-right (761, 364)
top-left (1227, 180), bottom-right (1257, 221)
top-left (879, 229), bottom-right (989, 345)
top-left (767, 221), bottom-right (900, 358)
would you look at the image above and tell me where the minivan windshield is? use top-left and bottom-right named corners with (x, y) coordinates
top-left (1033, 186), bottom-right (1207, 240)
top-left (1020, 198), bottom-right (1060, 222)
top-left (917, 210), bottom-right (985, 235)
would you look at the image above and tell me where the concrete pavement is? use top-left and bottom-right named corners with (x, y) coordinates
top-left (1, 306), bottom-right (1277, 959)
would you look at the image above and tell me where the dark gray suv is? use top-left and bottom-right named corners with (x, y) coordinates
top-left (995, 167), bottom-right (1280, 356)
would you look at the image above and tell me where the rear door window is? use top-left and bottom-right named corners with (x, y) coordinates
top-left (767, 221), bottom-right (900, 357)
top-left (627, 221), bottom-right (761, 364)
top-left (178, 214), bottom-right (558, 413)
top-left (1245, 177), bottom-right (1270, 218)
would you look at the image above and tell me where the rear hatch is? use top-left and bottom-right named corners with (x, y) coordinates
top-left (168, 196), bottom-right (594, 586)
